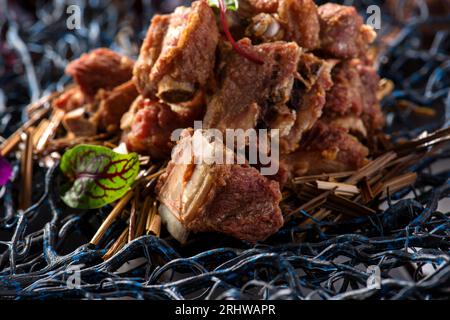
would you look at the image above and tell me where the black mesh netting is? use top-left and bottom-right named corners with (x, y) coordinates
top-left (0, 0), bottom-right (449, 300)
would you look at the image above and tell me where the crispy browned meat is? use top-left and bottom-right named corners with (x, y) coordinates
top-left (323, 59), bottom-right (384, 132)
top-left (281, 121), bottom-right (369, 178)
top-left (278, 0), bottom-right (320, 50)
top-left (122, 95), bottom-right (204, 159)
top-left (133, 1), bottom-right (219, 103)
top-left (204, 39), bottom-right (301, 131)
top-left (326, 115), bottom-right (368, 137)
top-left (52, 86), bottom-right (86, 112)
top-left (238, 0), bottom-right (279, 17)
top-left (92, 81), bottom-right (139, 133)
top-left (318, 3), bottom-right (376, 59)
top-left (157, 129), bottom-right (283, 242)
top-left (280, 53), bottom-right (335, 153)
top-left (244, 1), bottom-right (375, 57)
top-left (66, 48), bottom-right (134, 97)
top-left (358, 62), bottom-right (385, 132)
top-left (262, 103), bottom-right (296, 136)
top-left (323, 59), bottom-right (365, 119)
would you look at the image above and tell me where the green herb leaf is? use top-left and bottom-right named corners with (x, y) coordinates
top-left (60, 144), bottom-right (139, 209)
top-left (208, 0), bottom-right (239, 11)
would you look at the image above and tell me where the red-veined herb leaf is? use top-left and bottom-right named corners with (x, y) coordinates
top-left (0, 156), bottom-right (12, 186)
top-left (60, 144), bottom-right (139, 209)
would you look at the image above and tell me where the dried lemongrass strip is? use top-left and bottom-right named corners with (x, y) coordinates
top-left (19, 128), bottom-right (34, 210)
top-left (345, 152), bottom-right (397, 185)
top-left (32, 119), bottom-right (50, 148)
top-left (128, 195), bottom-right (138, 243)
top-left (293, 171), bottom-right (355, 184)
top-left (286, 191), bottom-right (328, 217)
top-left (148, 213), bottom-right (161, 237)
top-left (381, 172), bottom-right (417, 198)
top-left (145, 168), bottom-right (167, 182)
top-left (141, 164), bottom-right (158, 179)
top-left (384, 153), bottom-right (420, 170)
top-left (293, 182), bottom-right (375, 217)
top-left (397, 100), bottom-right (436, 117)
top-left (0, 133), bottom-right (21, 157)
top-left (316, 181), bottom-right (359, 196)
top-left (359, 177), bottom-right (374, 203)
top-left (145, 199), bottom-right (156, 232)
top-left (103, 227), bottom-right (128, 261)
top-left (146, 201), bottom-right (161, 236)
top-left (322, 194), bottom-right (376, 216)
top-left (144, 168), bottom-right (167, 190)
top-left (377, 78), bottom-right (394, 100)
top-left (134, 200), bottom-right (148, 239)
top-left (394, 127), bottom-right (450, 153)
top-left (0, 107), bottom-right (50, 157)
top-left (36, 109), bottom-right (65, 152)
top-left (90, 190), bottom-right (134, 245)
top-left (412, 106), bottom-right (436, 117)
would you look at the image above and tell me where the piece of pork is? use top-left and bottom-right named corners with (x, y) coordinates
top-left (238, 0), bottom-right (279, 17)
top-left (318, 3), bottom-right (376, 59)
top-left (66, 48), bottom-right (134, 97)
top-left (326, 115), bottom-right (368, 138)
top-left (277, 0), bottom-right (320, 50)
top-left (245, 1), bottom-right (375, 57)
top-left (92, 80), bottom-right (139, 133)
top-left (358, 62), bottom-right (385, 132)
top-left (121, 95), bottom-right (204, 160)
top-left (52, 86), bottom-right (86, 113)
top-left (156, 129), bottom-right (283, 242)
top-left (323, 59), bottom-right (384, 133)
top-left (279, 53), bottom-right (335, 154)
top-left (133, 0), bottom-right (219, 103)
top-left (204, 39), bottom-right (301, 132)
top-left (281, 121), bottom-right (369, 178)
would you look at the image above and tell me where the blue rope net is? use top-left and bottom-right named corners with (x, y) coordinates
top-left (0, 0), bottom-right (449, 299)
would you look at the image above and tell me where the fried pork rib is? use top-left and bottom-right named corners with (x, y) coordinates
top-left (280, 53), bottom-right (335, 153)
top-left (66, 48), bottom-right (134, 97)
top-left (133, 0), bottom-right (219, 103)
top-left (322, 59), bottom-right (384, 134)
top-left (53, 87), bottom-right (86, 113)
top-left (239, 0), bottom-right (279, 17)
top-left (244, 1), bottom-right (375, 59)
top-left (317, 3), bottom-right (376, 59)
top-left (204, 39), bottom-right (301, 132)
top-left (281, 121), bottom-right (369, 178)
top-left (156, 130), bottom-right (283, 242)
top-left (93, 81), bottom-right (139, 132)
top-left (55, 49), bottom-right (138, 136)
top-left (277, 0), bottom-right (320, 50)
top-left (121, 95), bottom-right (204, 159)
